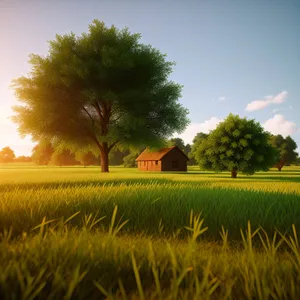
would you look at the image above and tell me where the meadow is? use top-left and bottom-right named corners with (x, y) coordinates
top-left (1, 163), bottom-right (300, 299)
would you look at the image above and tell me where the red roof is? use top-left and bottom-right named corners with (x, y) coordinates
top-left (135, 146), bottom-right (189, 161)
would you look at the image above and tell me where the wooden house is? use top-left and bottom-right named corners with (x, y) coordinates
top-left (135, 146), bottom-right (189, 172)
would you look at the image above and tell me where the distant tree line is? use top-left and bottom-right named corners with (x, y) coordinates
top-left (0, 147), bottom-right (32, 163)
top-left (0, 138), bottom-right (194, 167)
top-left (2, 121), bottom-right (298, 173)
top-left (0, 143), bottom-right (142, 167)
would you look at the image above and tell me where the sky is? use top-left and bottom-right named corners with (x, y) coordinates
top-left (0, 0), bottom-right (299, 156)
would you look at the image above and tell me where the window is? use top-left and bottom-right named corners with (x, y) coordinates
top-left (155, 161), bottom-right (158, 165)
top-left (172, 160), bottom-right (178, 168)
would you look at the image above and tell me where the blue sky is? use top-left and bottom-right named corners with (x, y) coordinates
top-left (0, 0), bottom-right (299, 156)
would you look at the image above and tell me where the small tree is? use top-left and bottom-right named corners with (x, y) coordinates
top-left (0, 147), bottom-right (16, 162)
top-left (31, 141), bottom-right (54, 165)
top-left (12, 20), bottom-right (189, 173)
top-left (269, 135), bottom-right (298, 171)
top-left (50, 149), bottom-right (79, 166)
top-left (109, 147), bottom-right (130, 166)
top-left (189, 132), bottom-right (209, 166)
top-left (168, 138), bottom-right (185, 152)
top-left (183, 143), bottom-right (194, 165)
top-left (184, 143), bottom-right (191, 155)
top-left (75, 151), bottom-right (99, 167)
top-left (123, 146), bottom-right (145, 168)
top-left (123, 152), bottom-right (138, 168)
top-left (193, 114), bottom-right (278, 178)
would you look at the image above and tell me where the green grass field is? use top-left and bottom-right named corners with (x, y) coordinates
top-left (1, 164), bottom-right (300, 299)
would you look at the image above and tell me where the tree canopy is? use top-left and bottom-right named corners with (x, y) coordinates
top-left (168, 138), bottom-right (185, 151)
top-left (193, 114), bottom-right (278, 178)
top-left (269, 135), bottom-right (298, 171)
top-left (15, 156), bottom-right (32, 163)
top-left (192, 132), bottom-right (209, 145)
top-left (50, 149), bottom-right (79, 166)
top-left (189, 132), bottom-right (208, 165)
top-left (75, 151), bottom-right (99, 167)
top-left (12, 20), bottom-right (189, 172)
top-left (123, 152), bottom-right (139, 168)
top-left (109, 147), bottom-right (129, 166)
top-left (31, 142), bottom-right (54, 165)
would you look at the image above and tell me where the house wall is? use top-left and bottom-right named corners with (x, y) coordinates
top-left (137, 148), bottom-right (188, 172)
top-left (137, 160), bottom-right (162, 171)
top-left (161, 148), bottom-right (187, 172)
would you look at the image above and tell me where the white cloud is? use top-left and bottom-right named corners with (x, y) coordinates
top-left (246, 91), bottom-right (288, 112)
top-left (263, 114), bottom-right (298, 137)
top-left (218, 96), bottom-right (227, 102)
top-left (272, 91), bottom-right (288, 104)
top-left (176, 117), bottom-right (223, 144)
top-left (272, 108), bottom-right (282, 113)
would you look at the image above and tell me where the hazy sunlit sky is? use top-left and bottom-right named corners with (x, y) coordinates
top-left (1, 0), bottom-right (299, 156)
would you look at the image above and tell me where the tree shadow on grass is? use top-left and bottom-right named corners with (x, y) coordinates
top-left (178, 172), bottom-right (300, 182)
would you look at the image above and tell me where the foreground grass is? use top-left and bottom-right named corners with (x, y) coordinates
top-left (1, 213), bottom-right (300, 299)
top-left (1, 165), bottom-right (300, 299)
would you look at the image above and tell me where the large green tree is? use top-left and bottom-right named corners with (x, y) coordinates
top-left (269, 135), bottom-right (298, 171)
top-left (12, 20), bottom-right (189, 172)
top-left (193, 114), bottom-right (278, 178)
top-left (0, 147), bottom-right (15, 162)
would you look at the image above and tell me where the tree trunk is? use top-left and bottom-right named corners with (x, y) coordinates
top-left (100, 142), bottom-right (109, 173)
top-left (231, 169), bottom-right (238, 178)
top-left (276, 160), bottom-right (285, 171)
